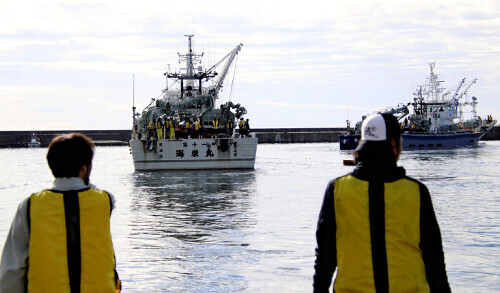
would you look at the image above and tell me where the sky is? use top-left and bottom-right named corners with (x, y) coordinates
top-left (1, 0), bottom-right (499, 130)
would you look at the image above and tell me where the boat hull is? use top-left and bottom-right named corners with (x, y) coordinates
top-left (339, 131), bottom-right (488, 151)
top-left (339, 134), bottom-right (360, 150)
top-left (130, 137), bottom-right (258, 171)
top-left (402, 131), bottom-right (486, 149)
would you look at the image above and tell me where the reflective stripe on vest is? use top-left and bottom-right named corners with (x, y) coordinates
top-left (333, 175), bottom-right (429, 292)
top-left (28, 188), bottom-right (117, 293)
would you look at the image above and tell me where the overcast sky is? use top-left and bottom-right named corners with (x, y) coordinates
top-left (1, 0), bottom-right (499, 130)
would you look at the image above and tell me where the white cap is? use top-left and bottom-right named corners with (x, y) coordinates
top-left (360, 114), bottom-right (387, 141)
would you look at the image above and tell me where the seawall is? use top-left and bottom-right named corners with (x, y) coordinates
top-left (1, 126), bottom-right (499, 147)
top-left (0, 130), bottom-right (130, 148)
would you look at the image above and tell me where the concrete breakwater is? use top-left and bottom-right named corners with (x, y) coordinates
top-left (0, 130), bottom-right (131, 148)
top-left (1, 126), bottom-right (499, 148)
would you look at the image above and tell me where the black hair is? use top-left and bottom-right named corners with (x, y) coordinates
top-left (46, 133), bottom-right (95, 178)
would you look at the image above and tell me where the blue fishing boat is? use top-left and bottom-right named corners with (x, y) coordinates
top-left (340, 63), bottom-right (496, 150)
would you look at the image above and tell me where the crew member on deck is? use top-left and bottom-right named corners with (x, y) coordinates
top-left (245, 119), bottom-right (251, 136)
top-left (163, 117), bottom-right (168, 139)
top-left (228, 119), bottom-right (234, 136)
top-left (238, 118), bottom-right (245, 137)
top-left (168, 118), bottom-right (176, 139)
top-left (194, 119), bottom-right (200, 139)
top-left (212, 118), bottom-right (219, 136)
top-left (165, 117), bottom-right (170, 139)
top-left (156, 118), bottom-right (163, 140)
top-left (149, 119), bottom-right (156, 139)
top-left (186, 118), bottom-right (192, 138)
top-left (196, 119), bottom-right (204, 139)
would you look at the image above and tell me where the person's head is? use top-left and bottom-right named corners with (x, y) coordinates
top-left (47, 133), bottom-right (95, 184)
top-left (354, 113), bottom-right (402, 164)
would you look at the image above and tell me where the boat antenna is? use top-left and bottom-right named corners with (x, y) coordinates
top-left (132, 74), bottom-right (136, 121)
top-left (166, 64), bottom-right (170, 90)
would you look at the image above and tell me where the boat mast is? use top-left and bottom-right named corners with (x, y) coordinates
top-left (427, 62), bottom-right (443, 102)
top-left (132, 74), bottom-right (136, 122)
top-left (165, 34), bottom-right (208, 99)
top-left (185, 34), bottom-right (195, 77)
top-left (165, 64), bottom-right (170, 90)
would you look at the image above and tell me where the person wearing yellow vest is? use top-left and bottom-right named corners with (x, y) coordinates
top-left (227, 119), bottom-right (234, 136)
top-left (313, 114), bottom-right (450, 292)
top-left (164, 117), bottom-right (170, 138)
top-left (148, 119), bottom-right (155, 139)
top-left (0, 133), bottom-right (121, 293)
top-left (185, 118), bottom-right (192, 138)
top-left (212, 118), bottom-right (219, 136)
top-left (156, 118), bottom-right (163, 140)
top-left (238, 118), bottom-right (245, 137)
top-left (168, 118), bottom-right (175, 139)
top-left (194, 119), bottom-right (201, 139)
top-left (165, 117), bottom-right (171, 138)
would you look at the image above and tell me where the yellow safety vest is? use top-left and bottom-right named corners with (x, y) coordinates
top-left (28, 188), bottom-right (119, 293)
top-left (333, 175), bottom-right (429, 292)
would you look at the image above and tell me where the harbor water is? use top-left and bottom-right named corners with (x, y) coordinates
top-left (0, 142), bottom-right (499, 292)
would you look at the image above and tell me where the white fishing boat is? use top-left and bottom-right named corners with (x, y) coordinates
top-left (129, 35), bottom-right (257, 170)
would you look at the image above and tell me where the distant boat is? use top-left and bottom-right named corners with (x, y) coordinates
top-left (27, 132), bottom-right (41, 148)
top-left (340, 63), bottom-right (497, 150)
top-left (129, 35), bottom-right (257, 170)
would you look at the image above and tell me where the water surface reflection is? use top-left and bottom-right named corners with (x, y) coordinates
top-left (123, 170), bottom-right (257, 291)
